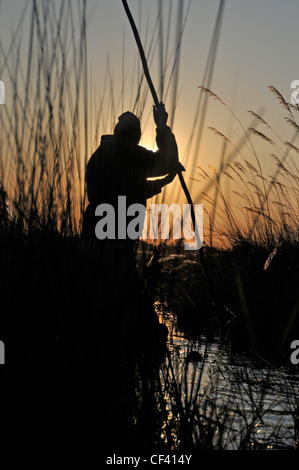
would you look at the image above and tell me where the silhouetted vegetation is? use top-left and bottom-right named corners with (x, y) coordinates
top-left (0, 0), bottom-right (298, 451)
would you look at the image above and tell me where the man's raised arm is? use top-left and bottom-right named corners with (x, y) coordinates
top-left (143, 102), bottom-right (185, 177)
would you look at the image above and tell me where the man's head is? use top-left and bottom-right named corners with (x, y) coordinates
top-left (113, 112), bottom-right (141, 145)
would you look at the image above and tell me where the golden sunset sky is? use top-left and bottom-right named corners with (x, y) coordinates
top-left (1, 0), bottom-right (298, 241)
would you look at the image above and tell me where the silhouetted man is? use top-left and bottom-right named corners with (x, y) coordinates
top-left (81, 103), bottom-right (183, 363)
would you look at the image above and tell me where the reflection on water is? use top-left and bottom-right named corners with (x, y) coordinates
top-left (155, 301), bottom-right (299, 450)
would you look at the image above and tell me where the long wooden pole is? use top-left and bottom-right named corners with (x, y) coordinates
top-left (121, 0), bottom-right (222, 315)
top-left (121, 0), bottom-right (202, 249)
